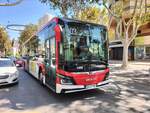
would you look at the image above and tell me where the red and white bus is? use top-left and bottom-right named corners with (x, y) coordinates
top-left (23, 17), bottom-right (110, 93)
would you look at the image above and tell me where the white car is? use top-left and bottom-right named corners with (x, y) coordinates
top-left (0, 58), bottom-right (19, 85)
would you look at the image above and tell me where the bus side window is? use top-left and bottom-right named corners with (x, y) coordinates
top-left (45, 40), bottom-right (50, 65)
top-left (50, 37), bottom-right (55, 65)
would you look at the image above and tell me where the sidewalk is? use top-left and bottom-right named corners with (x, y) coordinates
top-left (109, 60), bottom-right (150, 75)
top-left (109, 60), bottom-right (150, 66)
top-left (108, 60), bottom-right (150, 113)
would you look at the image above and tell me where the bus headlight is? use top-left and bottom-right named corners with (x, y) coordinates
top-left (103, 72), bottom-right (109, 81)
top-left (57, 74), bottom-right (74, 85)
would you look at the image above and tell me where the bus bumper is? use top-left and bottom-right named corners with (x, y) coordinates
top-left (56, 79), bottom-right (111, 93)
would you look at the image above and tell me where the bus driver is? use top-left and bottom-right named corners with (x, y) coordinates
top-left (76, 36), bottom-right (89, 58)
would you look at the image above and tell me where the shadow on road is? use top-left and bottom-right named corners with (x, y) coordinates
top-left (0, 68), bottom-right (150, 113)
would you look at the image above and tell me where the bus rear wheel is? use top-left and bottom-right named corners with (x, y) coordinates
top-left (39, 72), bottom-right (45, 86)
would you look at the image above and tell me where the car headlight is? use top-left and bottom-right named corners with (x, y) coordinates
top-left (57, 74), bottom-right (74, 85)
top-left (11, 71), bottom-right (18, 77)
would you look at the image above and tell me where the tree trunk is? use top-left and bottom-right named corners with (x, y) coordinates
top-left (122, 42), bottom-right (129, 69)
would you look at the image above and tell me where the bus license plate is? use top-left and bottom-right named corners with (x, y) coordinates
top-left (86, 84), bottom-right (96, 89)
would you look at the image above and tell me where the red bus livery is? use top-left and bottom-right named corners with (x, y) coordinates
top-left (23, 17), bottom-right (110, 93)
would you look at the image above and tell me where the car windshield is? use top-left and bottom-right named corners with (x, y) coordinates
top-left (59, 22), bottom-right (108, 72)
top-left (0, 59), bottom-right (15, 67)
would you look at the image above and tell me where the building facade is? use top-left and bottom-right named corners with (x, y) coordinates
top-left (134, 35), bottom-right (150, 60)
top-left (109, 0), bottom-right (150, 60)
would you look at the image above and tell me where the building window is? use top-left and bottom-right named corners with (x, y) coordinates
top-left (135, 47), bottom-right (144, 59)
top-left (145, 47), bottom-right (150, 59)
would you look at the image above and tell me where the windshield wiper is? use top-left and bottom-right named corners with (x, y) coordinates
top-left (84, 60), bottom-right (107, 65)
top-left (97, 60), bottom-right (107, 65)
top-left (86, 54), bottom-right (107, 64)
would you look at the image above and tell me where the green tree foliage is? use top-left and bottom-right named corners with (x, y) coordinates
top-left (0, 26), bottom-right (12, 55)
top-left (39, 0), bottom-right (108, 25)
top-left (77, 7), bottom-right (108, 25)
top-left (39, 0), bottom-right (87, 17)
top-left (18, 24), bottom-right (37, 55)
top-left (78, 7), bottom-right (100, 23)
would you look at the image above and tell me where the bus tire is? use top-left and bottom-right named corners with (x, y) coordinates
top-left (39, 71), bottom-right (45, 86)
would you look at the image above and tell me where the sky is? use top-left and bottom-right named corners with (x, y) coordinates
top-left (0, 0), bottom-right (58, 39)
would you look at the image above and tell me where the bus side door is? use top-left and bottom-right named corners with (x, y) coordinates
top-left (45, 39), bottom-right (51, 86)
top-left (45, 38), bottom-right (56, 89)
top-left (49, 37), bottom-right (56, 89)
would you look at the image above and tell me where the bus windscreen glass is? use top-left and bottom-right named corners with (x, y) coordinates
top-left (59, 22), bottom-right (108, 72)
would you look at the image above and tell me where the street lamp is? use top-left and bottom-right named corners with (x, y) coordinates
top-left (0, 0), bottom-right (23, 6)
top-left (6, 24), bottom-right (27, 56)
top-left (6, 24), bottom-right (26, 31)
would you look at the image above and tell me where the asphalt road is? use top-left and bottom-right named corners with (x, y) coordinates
top-left (0, 67), bottom-right (150, 113)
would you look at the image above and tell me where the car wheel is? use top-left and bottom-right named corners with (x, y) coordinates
top-left (15, 81), bottom-right (19, 85)
top-left (12, 81), bottom-right (19, 86)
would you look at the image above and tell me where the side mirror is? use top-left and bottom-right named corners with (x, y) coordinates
top-left (51, 58), bottom-right (56, 65)
top-left (44, 59), bottom-right (49, 63)
top-left (44, 59), bottom-right (47, 63)
top-left (44, 59), bottom-right (50, 66)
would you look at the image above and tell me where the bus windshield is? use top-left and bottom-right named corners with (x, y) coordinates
top-left (59, 22), bottom-right (108, 72)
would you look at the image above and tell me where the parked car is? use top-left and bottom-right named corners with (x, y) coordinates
top-left (0, 58), bottom-right (19, 85)
top-left (9, 56), bottom-right (17, 63)
top-left (15, 58), bottom-right (25, 67)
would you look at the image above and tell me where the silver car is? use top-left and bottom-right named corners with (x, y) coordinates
top-left (0, 58), bottom-right (19, 85)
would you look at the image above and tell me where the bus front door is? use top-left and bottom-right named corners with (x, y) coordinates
top-left (45, 38), bottom-right (56, 90)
